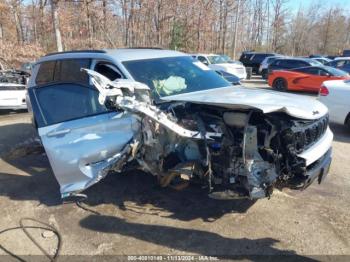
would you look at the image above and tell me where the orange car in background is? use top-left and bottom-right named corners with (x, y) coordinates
top-left (268, 66), bottom-right (350, 93)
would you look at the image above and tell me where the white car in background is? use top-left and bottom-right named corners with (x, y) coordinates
top-left (193, 54), bottom-right (247, 80)
top-left (0, 83), bottom-right (27, 110)
top-left (319, 80), bottom-right (350, 129)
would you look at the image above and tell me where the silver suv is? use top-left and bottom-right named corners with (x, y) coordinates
top-left (27, 49), bottom-right (333, 200)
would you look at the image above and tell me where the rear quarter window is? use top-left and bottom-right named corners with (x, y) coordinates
top-left (35, 59), bottom-right (91, 85)
top-left (35, 61), bottom-right (55, 85)
top-left (280, 60), bottom-right (306, 68)
top-left (54, 59), bottom-right (90, 83)
top-left (251, 54), bottom-right (266, 62)
top-left (239, 53), bottom-right (253, 62)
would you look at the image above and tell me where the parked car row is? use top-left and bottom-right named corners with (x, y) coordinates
top-left (1, 48), bottom-right (349, 134)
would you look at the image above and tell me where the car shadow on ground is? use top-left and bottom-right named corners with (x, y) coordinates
top-left (0, 109), bottom-right (27, 115)
top-left (330, 123), bottom-right (350, 143)
top-left (1, 120), bottom-right (347, 223)
top-left (0, 159), bottom-right (257, 221)
top-left (79, 214), bottom-right (317, 260)
top-left (0, 124), bottom-right (256, 221)
top-left (0, 121), bottom-right (257, 222)
top-left (78, 171), bottom-right (257, 222)
top-left (0, 119), bottom-right (321, 258)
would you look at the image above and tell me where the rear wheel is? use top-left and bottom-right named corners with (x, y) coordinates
top-left (272, 77), bottom-right (288, 91)
top-left (261, 70), bottom-right (268, 80)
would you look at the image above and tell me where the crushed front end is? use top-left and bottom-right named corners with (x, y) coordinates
top-left (85, 69), bottom-right (333, 200)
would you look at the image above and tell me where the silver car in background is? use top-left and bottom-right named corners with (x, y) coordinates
top-left (259, 56), bottom-right (284, 79)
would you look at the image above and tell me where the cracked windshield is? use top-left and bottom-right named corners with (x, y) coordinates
top-left (123, 56), bottom-right (230, 98)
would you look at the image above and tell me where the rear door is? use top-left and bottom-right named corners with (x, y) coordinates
top-left (29, 59), bottom-right (139, 197)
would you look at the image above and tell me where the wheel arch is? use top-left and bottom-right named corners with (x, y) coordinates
top-left (272, 76), bottom-right (288, 90)
top-left (345, 112), bottom-right (350, 125)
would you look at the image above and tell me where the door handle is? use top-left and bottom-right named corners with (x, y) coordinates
top-left (47, 129), bottom-right (71, 137)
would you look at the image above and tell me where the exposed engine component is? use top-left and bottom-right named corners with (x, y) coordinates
top-left (0, 70), bottom-right (30, 85)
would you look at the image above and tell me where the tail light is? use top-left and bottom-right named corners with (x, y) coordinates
top-left (320, 85), bottom-right (329, 96)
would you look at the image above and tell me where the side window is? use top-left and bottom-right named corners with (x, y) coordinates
top-left (198, 56), bottom-right (208, 64)
top-left (54, 59), bottom-right (90, 84)
top-left (319, 69), bottom-right (330, 76)
top-left (36, 61), bottom-right (56, 85)
top-left (336, 60), bottom-right (346, 67)
top-left (295, 61), bottom-right (308, 68)
top-left (293, 68), bottom-right (309, 74)
top-left (271, 60), bottom-right (280, 66)
top-left (305, 68), bottom-right (321, 75)
top-left (94, 62), bottom-right (122, 81)
top-left (326, 61), bottom-right (336, 67)
top-left (35, 59), bottom-right (90, 85)
top-left (280, 60), bottom-right (292, 68)
top-left (34, 83), bottom-right (109, 126)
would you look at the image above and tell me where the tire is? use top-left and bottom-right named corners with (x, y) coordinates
top-left (261, 70), bottom-right (268, 80)
top-left (272, 77), bottom-right (288, 91)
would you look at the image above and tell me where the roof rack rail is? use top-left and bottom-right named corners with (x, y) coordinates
top-left (44, 50), bottom-right (107, 57)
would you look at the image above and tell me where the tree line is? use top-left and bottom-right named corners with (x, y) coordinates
top-left (0, 0), bottom-right (349, 66)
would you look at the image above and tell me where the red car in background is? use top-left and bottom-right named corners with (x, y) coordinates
top-left (268, 66), bottom-right (350, 93)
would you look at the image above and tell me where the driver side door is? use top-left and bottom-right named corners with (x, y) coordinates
top-left (29, 59), bottom-right (139, 198)
top-left (297, 68), bottom-right (327, 92)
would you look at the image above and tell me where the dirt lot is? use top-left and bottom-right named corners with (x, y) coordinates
top-left (0, 80), bottom-right (350, 260)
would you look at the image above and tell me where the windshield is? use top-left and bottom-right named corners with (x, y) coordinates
top-left (220, 55), bottom-right (232, 62)
top-left (207, 55), bottom-right (227, 64)
top-left (221, 55), bottom-right (243, 65)
top-left (325, 66), bottom-right (349, 76)
top-left (123, 56), bottom-right (230, 98)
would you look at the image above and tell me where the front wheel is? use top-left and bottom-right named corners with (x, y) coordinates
top-left (261, 70), bottom-right (268, 80)
top-left (272, 78), bottom-right (288, 91)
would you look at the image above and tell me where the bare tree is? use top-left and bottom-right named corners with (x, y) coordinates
top-left (1, 0), bottom-right (350, 66)
top-left (50, 0), bottom-right (63, 51)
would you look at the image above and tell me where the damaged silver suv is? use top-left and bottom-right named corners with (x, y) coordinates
top-left (27, 49), bottom-right (333, 200)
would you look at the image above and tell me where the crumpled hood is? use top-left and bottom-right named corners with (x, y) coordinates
top-left (162, 86), bottom-right (328, 120)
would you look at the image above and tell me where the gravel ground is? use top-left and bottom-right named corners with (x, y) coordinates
top-left (0, 80), bottom-right (349, 261)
